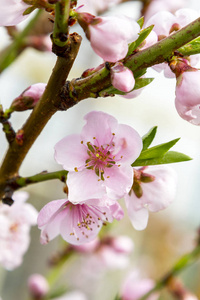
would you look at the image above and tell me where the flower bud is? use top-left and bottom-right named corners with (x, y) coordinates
top-left (111, 63), bottom-right (135, 92)
top-left (28, 274), bottom-right (49, 299)
top-left (10, 83), bottom-right (46, 112)
top-left (175, 69), bottom-right (200, 125)
top-left (77, 13), bottom-right (140, 62)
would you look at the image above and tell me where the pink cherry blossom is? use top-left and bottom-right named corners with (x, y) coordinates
top-left (111, 63), bottom-right (135, 92)
top-left (28, 274), bottom-right (49, 298)
top-left (175, 69), bottom-right (200, 125)
top-left (37, 197), bottom-right (124, 245)
top-left (11, 83), bottom-right (46, 111)
top-left (121, 271), bottom-right (158, 300)
top-left (77, 13), bottom-right (140, 62)
top-left (0, 191), bottom-right (38, 270)
top-left (124, 166), bottom-right (177, 230)
top-left (0, 0), bottom-right (30, 26)
top-left (54, 111), bottom-right (143, 203)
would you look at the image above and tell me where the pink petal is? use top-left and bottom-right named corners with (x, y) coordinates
top-left (104, 165), bottom-right (133, 199)
top-left (54, 134), bottom-right (88, 171)
top-left (37, 199), bottom-right (66, 228)
top-left (67, 169), bottom-right (106, 203)
top-left (125, 194), bottom-right (149, 230)
top-left (113, 124), bottom-right (143, 163)
top-left (0, 0), bottom-right (29, 26)
top-left (111, 64), bottom-right (135, 93)
top-left (81, 111), bottom-right (118, 146)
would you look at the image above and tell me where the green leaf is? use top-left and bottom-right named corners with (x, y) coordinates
top-left (127, 25), bottom-right (154, 55)
top-left (133, 68), bottom-right (147, 79)
top-left (137, 16), bottom-right (144, 28)
top-left (142, 126), bottom-right (157, 150)
top-left (132, 151), bottom-right (192, 166)
top-left (178, 36), bottom-right (200, 56)
top-left (134, 77), bottom-right (154, 90)
top-left (134, 138), bottom-right (180, 162)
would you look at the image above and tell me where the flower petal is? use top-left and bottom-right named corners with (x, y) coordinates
top-left (68, 169), bottom-right (106, 203)
top-left (54, 134), bottom-right (88, 171)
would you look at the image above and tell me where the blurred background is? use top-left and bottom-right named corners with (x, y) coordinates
top-left (0, 0), bottom-right (200, 299)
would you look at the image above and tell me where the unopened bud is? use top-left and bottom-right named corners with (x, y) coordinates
top-left (10, 83), bottom-right (46, 112)
top-left (28, 274), bottom-right (49, 299)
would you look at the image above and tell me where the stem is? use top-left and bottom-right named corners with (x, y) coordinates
top-left (52, 0), bottom-right (70, 47)
top-left (137, 243), bottom-right (200, 300)
top-left (13, 170), bottom-right (68, 188)
top-left (0, 9), bottom-right (42, 73)
top-left (0, 33), bottom-right (81, 199)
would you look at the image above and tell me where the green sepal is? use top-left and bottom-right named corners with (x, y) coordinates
top-left (132, 151), bottom-right (192, 167)
top-left (127, 25), bottom-right (154, 56)
top-left (178, 36), bottom-right (200, 56)
top-left (137, 16), bottom-right (144, 28)
top-left (142, 126), bottom-right (157, 150)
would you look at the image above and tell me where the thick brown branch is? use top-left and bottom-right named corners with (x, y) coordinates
top-left (0, 33), bottom-right (82, 199)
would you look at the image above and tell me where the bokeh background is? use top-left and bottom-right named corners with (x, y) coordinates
top-left (0, 1), bottom-right (200, 299)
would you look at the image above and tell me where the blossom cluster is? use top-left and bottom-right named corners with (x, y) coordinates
top-left (37, 111), bottom-right (177, 245)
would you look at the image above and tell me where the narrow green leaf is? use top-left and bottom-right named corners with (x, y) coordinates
top-left (133, 68), bottom-right (147, 79)
top-left (132, 151), bottom-right (192, 167)
top-left (127, 25), bottom-right (154, 55)
top-left (134, 77), bottom-right (154, 90)
top-left (137, 16), bottom-right (144, 28)
top-left (178, 36), bottom-right (200, 56)
top-left (142, 126), bottom-right (157, 150)
top-left (135, 138), bottom-right (180, 161)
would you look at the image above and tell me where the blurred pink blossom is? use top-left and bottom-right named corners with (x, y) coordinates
top-left (0, 191), bottom-right (38, 270)
top-left (28, 274), bottom-right (49, 298)
top-left (121, 271), bottom-right (158, 300)
top-left (0, 0), bottom-right (30, 26)
top-left (54, 291), bottom-right (87, 300)
top-left (55, 111), bottom-right (142, 203)
top-left (144, 0), bottom-right (186, 21)
top-left (124, 166), bottom-right (177, 230)
top-left (77, 13), bottom-right (140, 62)
top-left (111, 63), bottom-right (135, 92)
top-left (175, 69), bottom-right (200, 125)
top-left (77, 0), bottom-right (121, 14)
top-left (37, 198), bottom-right (124, 245)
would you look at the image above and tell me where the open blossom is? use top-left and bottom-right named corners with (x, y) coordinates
top-left (0, 191), bottom-right (38, 270)
top-left (111, 63), bottom-right (135, 93)
top-left (38, 197), bottom-right (124, 245)
top-left (55, 111), bottom-right (143, 203)
top-left (11, 83), bottom-right (46, 111)
top-left (0, 0), bottom-right (30, 26)
top-left (124, 166), bottom-right (177, 230)
top-left (77, 13), bottom-right (140, 62)
top-left (121, 271), bottom-right (158, 300)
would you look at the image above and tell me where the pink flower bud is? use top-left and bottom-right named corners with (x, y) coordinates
top-left (175, 69), bottom-right (200, 125)
top-left (77, 13), bottom-right (140, 62)
top-left (28, 274), bottom-right (49, 299)
top-left (11, 83), bottom-right (46, 111)
top-left (0, 0), bottom-right (30, 26)
top-left (111, 63), bottom-right (135, 92)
